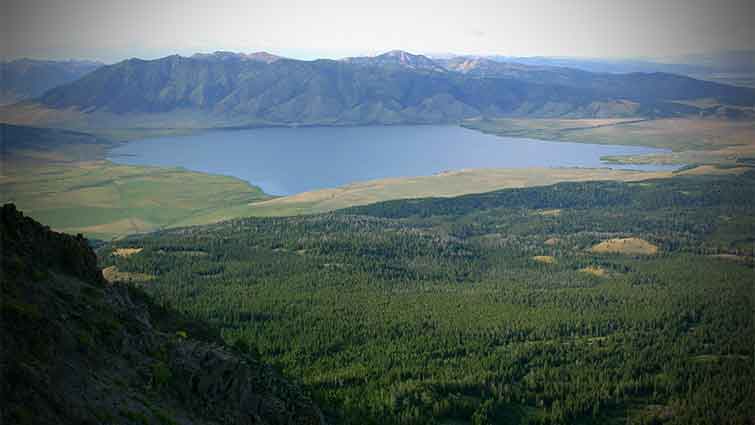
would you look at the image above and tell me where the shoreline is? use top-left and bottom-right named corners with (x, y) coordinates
top-left (106, 123), bottom-right (679, 198)
top-left (5, 118), bottom-right (751, 239)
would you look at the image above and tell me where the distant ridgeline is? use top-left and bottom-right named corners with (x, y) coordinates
top-left (0, 59), bottom-right (103, 106)
top-left (0, 204), bottom-right (324, 425)
top-left (4, 50), bottom-right (755, 128)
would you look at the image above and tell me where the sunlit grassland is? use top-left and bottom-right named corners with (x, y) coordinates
top-left (178, 167), bottom-right (675, 222)
top-left (1, 158), bottom-right (269, 239)
top-left (173, 163), bottom-right (751, 223)
top-left (461, 117), bottom-right (755, 165)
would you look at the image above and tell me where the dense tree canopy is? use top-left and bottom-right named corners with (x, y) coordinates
top-left (103, 172), bottom-right (755, 424)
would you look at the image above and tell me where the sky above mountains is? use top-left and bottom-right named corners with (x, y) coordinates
top-left (3, 0), bottom-right (755, 63)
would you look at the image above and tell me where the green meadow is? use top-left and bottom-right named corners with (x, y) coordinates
top-left (2, 159), bottom-right (269, 240)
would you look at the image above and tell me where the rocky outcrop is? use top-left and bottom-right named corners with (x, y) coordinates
top-left (170, 341), bottom-right (323, 425)
top-left (0, 203), bottom-right (324, 425)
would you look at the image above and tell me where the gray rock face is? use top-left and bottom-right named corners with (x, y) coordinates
top-left (169, 340), bottom-right (323, 425)
top-left (0, 203), bottom-right (325, 425)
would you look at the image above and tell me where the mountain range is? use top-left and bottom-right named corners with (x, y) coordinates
top-left (3, 50), bottom-right (755, 128)
top-left (470, 50), bottom-right (755, 88)
top-left (0, 59), bottom-right (103, 106)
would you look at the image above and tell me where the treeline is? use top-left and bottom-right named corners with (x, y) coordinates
top-left (341, 173), bottom-right (755, 218)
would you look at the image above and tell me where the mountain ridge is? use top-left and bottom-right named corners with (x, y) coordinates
top-left (0, 58), bottom-right (104, 105)
top-left (5, 50), bottom-right (755, 128)
top-left (446, 50), bottom-right (755, 88)
top-left (191, 51), bottom-right (284, 63)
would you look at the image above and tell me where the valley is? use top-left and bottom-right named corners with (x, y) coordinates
top-left (100, 171), bottom-right (755, 424)
top-left (3, 116), bottom-right (753, 240)
top-left (4, 1), bottom-right (755, 424)
top-left (2, 49), bottom-right (754, 241)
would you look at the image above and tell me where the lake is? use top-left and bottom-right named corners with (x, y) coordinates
top-left (108, 125), bottom-right (677, 195)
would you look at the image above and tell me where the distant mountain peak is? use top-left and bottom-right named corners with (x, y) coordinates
top-left (345, 49), bottom-right (445, 72)
top-left (378, 49), bottom-right (418, 58)
top-left (190, 51), bottom-right (282, 63)
top-left (376, 49), bottom-right (432, 61)
top-left (245, 51), bottom-right (283, 63)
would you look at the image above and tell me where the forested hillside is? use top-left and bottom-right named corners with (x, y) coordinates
top-left (102, 172), bottom-right (755, 424)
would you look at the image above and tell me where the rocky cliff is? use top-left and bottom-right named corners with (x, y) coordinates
top-left (0, 203), bottom-right (324, 425)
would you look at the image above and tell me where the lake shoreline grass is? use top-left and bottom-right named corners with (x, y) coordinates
top-left (4, 118), bottom-right (753, 239)
top-left (0, 124), bottom-right (273, 239)
top-left (461, 117), bottom-right (755, 166)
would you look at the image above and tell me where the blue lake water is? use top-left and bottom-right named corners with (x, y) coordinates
top-left (108, 125), bottom-right (677, 195)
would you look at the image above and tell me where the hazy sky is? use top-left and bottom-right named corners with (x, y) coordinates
top-left (3, 0), bottom-right (755, 63)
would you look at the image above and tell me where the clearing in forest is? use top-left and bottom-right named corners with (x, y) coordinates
top-left (579, 266), bottom-right (609, 277)
top-left (113, 247), bottom-right (143, 257)
top-left (102, 266), bottom-right (154, 283)
top-left (533, 255), bottom-right (557, 264)
top-left (590, 238), bottom-right (658, 255)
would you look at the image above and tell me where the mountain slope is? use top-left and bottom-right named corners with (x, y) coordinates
top-left (440, 56), bottom-right (755, 105)
top-left (36, 54), bottom-right (600, 122)
top-left (0, 59), bottom-right (103, 105)
top-left (22, 50), bottom-right (755, 127)
top-left (0, 204), bottom-right (324, 425)
top-left (469, 51), bottom-right (755, 88)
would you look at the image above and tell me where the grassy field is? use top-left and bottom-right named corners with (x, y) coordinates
top-left (12, 154), bottom-right (713, 239)
top-left (461, 117), bottom-right (755, 165)
top-left (590, 238), bottom-right (659, 255)
top-left (173, 164), bottom-right (754, 223)
top-left (1, 159), bottom-right (270, 239)
top-left (0, 102), bottom-right (279, 141)
top-left (1, 124), bottom-right (270, 239)
top-left (177, 168), bottom-right (675, 222)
